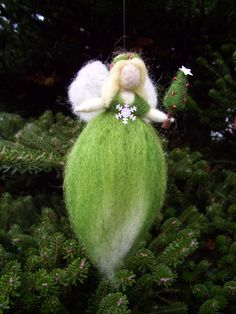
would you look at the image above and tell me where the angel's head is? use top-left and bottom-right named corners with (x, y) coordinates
top-left (119, 63), bottom-right (141, 90)
top-left (111, 53), bottom-right (146, 90)
top-left (102, 53), bottom-right (154, 107)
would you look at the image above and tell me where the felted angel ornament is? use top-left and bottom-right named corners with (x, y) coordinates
top-left (64, 53), bottom-right (175, 280)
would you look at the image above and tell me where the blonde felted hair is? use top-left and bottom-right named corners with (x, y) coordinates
top-left (101, 57), bottom-right (148, 107)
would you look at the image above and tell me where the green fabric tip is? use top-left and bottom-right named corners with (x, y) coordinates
top-left (163, 70), bottom-right (188, 112)
top-left (64, 94), bottom-right (167, 279)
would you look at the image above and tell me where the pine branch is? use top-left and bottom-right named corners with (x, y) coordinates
top-left (0, 140), bottom-right (64, 174)
top-left (156, 229), bottom-right (199, 268)
top-left (0, 111), bottom-right (84, 174)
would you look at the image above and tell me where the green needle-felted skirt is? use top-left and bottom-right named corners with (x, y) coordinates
top-left (64, 95), bottom-right (167, 279)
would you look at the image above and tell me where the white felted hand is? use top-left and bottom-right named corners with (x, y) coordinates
top-left (68, 61), bottom-right (109, 122)
top-left (145, 108), bottom-right (175, 123)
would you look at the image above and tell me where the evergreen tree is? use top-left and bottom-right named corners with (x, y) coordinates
top-left (0, 111), bottom-right (235, 313)
top-left (0, 0), bottom-right (236, 313)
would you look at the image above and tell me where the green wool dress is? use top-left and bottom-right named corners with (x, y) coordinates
top-left (64, 93), bottom-right (167, 278)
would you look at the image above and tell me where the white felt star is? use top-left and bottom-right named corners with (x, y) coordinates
top-left (179, 66), bottom-right (193, 76)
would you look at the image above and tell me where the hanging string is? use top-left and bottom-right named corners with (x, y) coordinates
top-left (113, 0), bottom-right (127, 52)
top-left (123, 0), bottom-right (126, 51)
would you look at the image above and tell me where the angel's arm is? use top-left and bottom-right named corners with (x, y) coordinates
top-left (74, 97), bottom-right (105, 113)
top-left (145, 108), bottom-right (174, 123)
top-left (142, 77), bottom-right (173, 123)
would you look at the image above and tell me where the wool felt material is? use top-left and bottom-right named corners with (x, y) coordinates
top-left (163, 70), bottom-right (189, 112)
top-left (102, 57), bottom-right (150, 108)
top-left (64, 92), bottom-right (167, 279)
top-left (68, 61), bottom-right (109, 122)
top-left (68, 57), bottom-right (161, 123)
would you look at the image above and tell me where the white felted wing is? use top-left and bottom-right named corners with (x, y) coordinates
top-left (68, 61), bottom-right (109, 122)
top-left (143, 76), bottom-right (158, 109)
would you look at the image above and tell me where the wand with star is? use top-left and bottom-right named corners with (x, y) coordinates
top-left (162, 66), bottom-right (193, 129)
